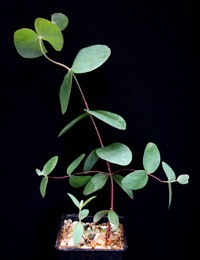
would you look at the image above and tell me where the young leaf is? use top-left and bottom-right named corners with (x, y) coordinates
top-left (121, 170), bottom-right (148, 190)
top-left (113, 174), bottom-right (134, 199)
top-left (71, 45), bottom-right (111, 74)
top-left (42, 156), bottom-right (58, 176)
top-left (14, 29), bottom-right (46, 58)
top-left (58, 113), bottom-right (88, 137)
top-left (82, 196), bottom-right (97, 208)
top-left (67, 193), bottom-right (80, 209)
top-left (79, 209), bottom-right (89, 221)
top-left (168, 181), bottom-right (172, 209)
top-left (143, 142), bottom-right (161, 173)
top-left (96, 143), bottom-right (132, 166)
top-left (34, 18), bottom-right (64, 51)
top-left (83, 173), bottom-right (109, 195)
top-left (73, 222), bottom-right (84, 246)
top-left (35, 169), bottom-right (43, 176)
top-left (59, 70), bottom-right (73, 115)
top-left (51, 13), bottom-right (69, 31)
top-left (83, 149), bottom-right (99, 171)
top-left (40, 176), bottom-right (48, 198)
top-left (84, 109), bottom-right (126, 130)
top-left (69, 176), bottom-right (92, 188)
top-left (162, 161), bottom-right (176, 181)
top-left (108, 210), bottom-right (119, 231)
top-left (93, 210), bottom-right (110, 223)
top-left (67, 153), bottom-right (85, 175)
top-left (177, 174), bottom-right (190, 184)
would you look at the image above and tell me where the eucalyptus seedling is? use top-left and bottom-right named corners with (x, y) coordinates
top-left (14, 12), bottom-right (190, 243)
top-left (67, 193), bottom-right (96, 246)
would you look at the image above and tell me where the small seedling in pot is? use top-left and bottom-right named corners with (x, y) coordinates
top-left (67, 193), bottom-right (96, 246)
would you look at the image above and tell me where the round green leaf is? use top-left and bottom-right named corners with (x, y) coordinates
top-left (51, 13), bottom-right (69, 31)
top-left (83, 173), bottom-right (108, 195)
top-left (93, 210), bottom-right (109, 223)
top-left (35, 18), bottom-right (64, 51)
top-left (143, 142), bottom-right (161, 173)
top-left (121, 170), bottom-right (148, 190)
top-left (96, 143), bottom-right (132, 166)
top-left (14, 28), bottom-right (46, 58)
top-left (79, 209), bottom-right (89, 221)
top-left (72, 45), bottom-right (111, 74)
top-left (69, 175), bottom-right (92, 188)
top-left (177, 174), bottom-right (190, 184)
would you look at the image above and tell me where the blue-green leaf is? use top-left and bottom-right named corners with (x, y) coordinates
top-left (162, 161), bottom-right (176, 181)
top-left (58, 113), bottom-right (88, 137)
top-left (59, 70), bottom-right (73, 114)
top-left (67, 193), bottom-right (80, 209)
top-left (83, 149), bottom-right (99, 171)
top-left (121, 170), bottom-right (148, 190)
top-left (67, 154), bottom-right (85, 175)
top-left (42, 156), bottom-right (58, 176)
top-left (73, 222), bottom-right (84, 246)
top-left (14, 28), bottom-right (46, 58)
top-left (71, 45), bottom-right (111, 74)
top-left (143, 142), bottom-right (161, 173)
top-left (51, 13), bottom-right (69, 31)
top-left (85, 109), bottom-right (126, 130)
top-left (113, 174), bottom-right (134, 199)
top-left (40, 176), bottom-right (48, 198)
top-left (83, 173), bottom-right (108, 195)
top-left (96, 143), bottom-right (132, 166)
top-left (108, 210), bottom-right (119, 231)
top-left (69, 176), bottom-right (92, 188)
top-left (79, 209), bottom-right (89, 221)
top-left (177, 174), bottom-right (190, 184)
top-left (93, 210), bottom-right (109, 223)
top-left (35, 18), bottom-right (64, 51)
top-left (35, 169), bottom-right (43, 176)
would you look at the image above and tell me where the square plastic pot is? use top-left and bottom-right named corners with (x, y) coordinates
top-left (55, 214), bottom-right (128, 260)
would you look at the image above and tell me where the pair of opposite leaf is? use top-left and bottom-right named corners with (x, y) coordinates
top-left (14, 12), bottom-right (112, 116)
top-left (14, 13), bottom-right (132, 157)
top-left (36, 142), bottom-right (189, 209)
top-left (67, 193), bottom-right (120, 246)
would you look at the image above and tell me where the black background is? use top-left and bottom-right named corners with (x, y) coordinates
top-left (0, 0), bottom-right (199, 259)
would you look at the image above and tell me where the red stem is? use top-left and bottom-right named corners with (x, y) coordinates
top-left (73, 75), bottom-right (115, 210)
top-left (40, 44), bottom-right (115, 213)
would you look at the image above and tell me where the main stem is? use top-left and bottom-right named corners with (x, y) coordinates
top-left (39, 40), bottom-right (114, 211)
top-left (73, 75), bottom-right (114, 210)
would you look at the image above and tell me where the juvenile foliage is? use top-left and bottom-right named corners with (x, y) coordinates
top-left (14, 12), bottom-right (190, 246)
top-left (67, 193), bottom-right (96, 246)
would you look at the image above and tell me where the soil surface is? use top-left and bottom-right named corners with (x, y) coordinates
top-left (56, 218), bottom-right (126, 250)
